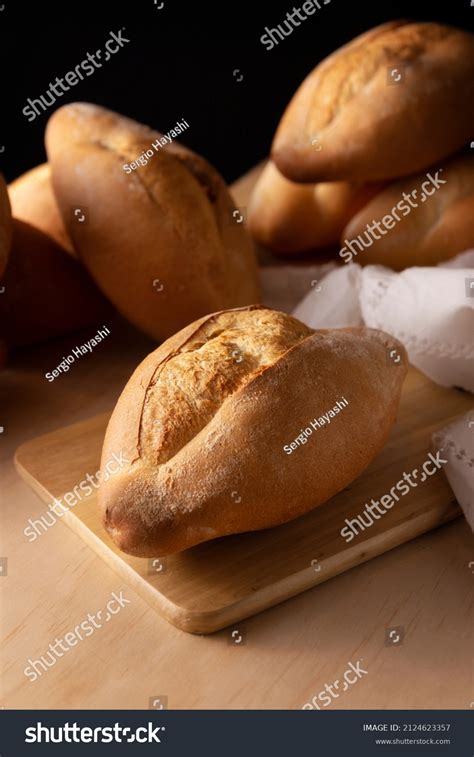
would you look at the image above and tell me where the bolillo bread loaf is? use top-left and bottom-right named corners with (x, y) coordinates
top-left (9, 163), bottom-right (74, 257)
top-left (0, 219), bottom-right (110, 347)
top-left (45, 103), bottom-right (260, 342)
top-left (341, 153), bottom-right (474, 269)
top-left (272, 21), bottom-right (474, 183)
top-left (248, 161), bottom-right (381, 253)
top-left (98, 305), bottom-right (407, 556)
top-left (0, 174), bottom-right (12, 278)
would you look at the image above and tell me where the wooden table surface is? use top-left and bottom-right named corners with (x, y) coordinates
top-left (2, 320), bottom-right (473, 710)
top-left (1, 167), bottom-right (473, 709)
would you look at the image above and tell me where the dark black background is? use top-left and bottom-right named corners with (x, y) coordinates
top-left (1, 1), bottom-right (472, 183)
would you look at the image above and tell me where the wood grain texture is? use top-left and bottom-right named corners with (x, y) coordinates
top-left (14, 366), bottom-right (471, 634)
top-left (1, 166), bottom-right (472, 710)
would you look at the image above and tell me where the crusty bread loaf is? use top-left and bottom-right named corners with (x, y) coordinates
top-left (0, 175), bottom-right (12, 278)
top-left (341, 154), bottom-right (474, 269)
top-left (272, 21), bottom-right (474, 183)
top-left (0, 219), bottom-right (110, 347)
top-left (9, 163), bottom-right (74, 256)
top-left (248, 161), bottom-right (381, 253)
top-left (98, 305), bottom-right (407, 556)
top-left (45, 103), bottom-right (260, 341)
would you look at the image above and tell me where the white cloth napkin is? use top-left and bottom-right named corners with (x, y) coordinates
top-left (432, 412), bottom-right (474, 531)
top-left (293, 251), bottom-right (474, 392)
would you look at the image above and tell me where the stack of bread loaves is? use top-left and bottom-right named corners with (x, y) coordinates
top-left (249, 21), bottom-right (474, 268)
top-left (0, 60), bottom-right (415, 556)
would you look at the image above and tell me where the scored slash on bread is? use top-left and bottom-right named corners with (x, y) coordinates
top-left (98, 305), bottom-right (408, 556)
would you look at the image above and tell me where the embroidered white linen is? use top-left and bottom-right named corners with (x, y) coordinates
top-left (293, 250), bottom-right (474, 392)
top-left (433, 412), bottom-right (474, 531)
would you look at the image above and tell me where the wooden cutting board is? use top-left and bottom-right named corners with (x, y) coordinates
top-left (14, 367), bottom-right (471, 634)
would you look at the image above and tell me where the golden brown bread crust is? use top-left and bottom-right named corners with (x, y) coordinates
top-left (0, 175), bottom-right (12, 278)
top-left (98, 306), bottom-right (408, 556)
top-left (272, 22), bottom-right (474, 182)
top-left (45, 103), bottom-right (260, 341)
top-left (342, 154), bottom-right (474, 269)
top-left (248, 161), bottom-right (381, 253)
top-left (0, 220), bottom-right (110, 347)
top-left (9, 163), bottom-right (74, 256)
